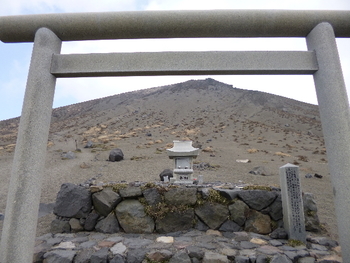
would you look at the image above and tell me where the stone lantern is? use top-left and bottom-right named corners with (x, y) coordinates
top-left (167, 140), bottom-right (199, 184)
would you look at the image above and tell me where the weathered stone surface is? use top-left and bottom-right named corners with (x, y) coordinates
top-left (303, 193), bottom-right (321, 232)
top-left (90, 247), bottom-right (109, 263)
top-left (270, 227), bottom-right (288, 239)
top-left (186, 246), bottom-right (205, 260)
top-left (270, 254), bottom-right (292, 263)
top-left (298, 258), bottom-right (316, 263)
top-left (50, 219), bottom-right (71, 234)
top-left (219, 220), bottom-right (242, 232)
top-left (119, 186), bottom-right (142, 198)
top-left (74, 248), bottom-right (95, 263)
top-left (256, 254), bottom-right (269, 263)
top-left (156, 208), bottom-right (195, 233)
top-left (147, 249), bottom-right (173, 262)
top-left (229, 200), bottom-right (250, 226)
top-left (159, 169), bottom-right (173, 181)
top-left (53, 183), bottom-right (92, 218)
top-left (169, 250), bottom-right (191, 263)
top-left (92, 188), bottom-right (121, 216)
top-left (238, 190), bottom-right (277, 211)
top-left (216, 188), bottom-right (241, 200)
top-left (43, 249), bottom-right (76, 263)
top-left (164, 187), bottom-right (197, 206)
top-left (126, 248), bottom-right (147, 263)
top-left (109, 148), bottom-right (124, 162)
top-left (233, 255), bottom-right (249, 263)
top-left (244, 210), bottom-right (271, 234)
top-left (110, 254), bottom-right (126, 263)
top-left (203, 251), bottom-right (229, 263)
top-left (195, 217), bottom-right (210, 231)
top-left (111, 242), bottom-right (127, 255)
top-left (156, 236), bottom-right (174, 243)
top-left (195, 202), bottom-right (229, 229)
top-left (143, 188), bottom-right (162, 206)
top-left (115, 199), bottom-right (155, 233)
top-left (267, 193), bottom-right (283, 221)
top-left (95, 212), bottom-right (120, 234)
top-left (69, 218), bottom-right (84, 232)
top-left (84, 212), bottom-right (100, 231)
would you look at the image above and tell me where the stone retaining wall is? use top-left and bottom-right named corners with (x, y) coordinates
top-left (51, 182), bottom-right (320, 237)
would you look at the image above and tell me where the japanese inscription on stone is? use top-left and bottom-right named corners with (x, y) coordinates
top-left (279, 163), bottom-right (306, 242)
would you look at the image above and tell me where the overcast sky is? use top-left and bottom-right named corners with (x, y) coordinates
top-left (1, 0), bottom-right (350, 121)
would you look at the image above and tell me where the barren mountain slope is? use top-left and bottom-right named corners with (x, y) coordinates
top-left (0, 78), bottom-right (337, 239)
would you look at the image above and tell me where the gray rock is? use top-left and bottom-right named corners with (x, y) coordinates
top-left (256, 254), bottom-right (269, 263)
top-left (249, 166), bottom-right (269, 176)
top-left (53, 183), bottom-right (92, 218)
top-left (119, 186), bottom-right (142, 198)
top-left (169, 250), bottom-right (192, 263)
top-left (90, 247), bottom-right (109, 263)
top-left (84, 141), bottom-right (93, 148)
top-left (159, 169), bottom-right (173, 181)
top-left (126, 248), bottom-right (147, 263)
top-left (244, 210), bottom-right (271, 234)
top-left (69, 218), bottom-right (84, 232)
top-left (115, 199), bottom-right (155, 233)
top-left (241, 241), bottom-right (260, 249)
top-left (43, 249), bottom-right (76, 263)
top-left (238, 190), bottom-right (277, 211)
top-left (0, 213), bottom-right (4, 220)
top-left (195, 202), bottom-right (229, 229)
top-left (50, 218), bottom-right (71, 234)
top-left (123, 237), bottom-right (153, 249)
top-left (203, 251), bottom-right (229, 263)
top-left (147, 249), bottom-right (173, 262)
top-left (298, 258), bottom-right (316, 263)
top-left (61, 151), bottom-right (76, 159)
top-left (84, 212), bottom-right (100, 231)
top-left (270, 254), bottom-right (292, 263)
top-left (219, 220), bottom-right (242, 232)
top-left (195, 217), bottom-right (210, 231)
top-left (303, 193), bottom-right (320, 232)
top-left (267, 193), bottom-right (283, 221)
top-left (110, 254), bottom-right (126, 263)
top-left (186, 246), bottom-right (204, 260)
top-left (270, 227), bottom-right (288, 239)
top-left (95, 212), bottom-right (120, 234)
top-left (229, 199), bottom-right (250, 226)
top-left (142, 188), bottom-right (162, 206)
top-left (234, 255), bottom-right (250, 263)
top-left (109, 148), bottom-right (124, 162)
top-left (92, 188), bottom-right (121, 216)
top-left (216, 188), bottom-right (241, 200)
top-left (79, 241), bottom-right (98, 249)
top-left (110, 242), bottom-right (127, 255)
top-left (156, 208), bottom-right (195, 233)
top-left (164, 187), bottom-right (197, 206)
top-left (71, 248), bottom-right (95, 263)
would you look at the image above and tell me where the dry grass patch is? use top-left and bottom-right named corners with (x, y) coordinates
top-left (274, 152), bottom-right (291, 157)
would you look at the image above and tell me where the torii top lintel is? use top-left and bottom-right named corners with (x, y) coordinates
top-left (1, 9), bottom-right (350, 43)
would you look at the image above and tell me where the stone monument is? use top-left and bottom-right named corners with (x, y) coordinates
top-left (167, 140), bottom-right (199, 184)
top-left (279, 163), bottom-right (306, 242)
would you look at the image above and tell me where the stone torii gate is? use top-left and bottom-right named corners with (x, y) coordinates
top-left (1, 10), bottom-right (350, 262)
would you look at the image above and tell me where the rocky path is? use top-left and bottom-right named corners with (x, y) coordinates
top-left (34, 229), bottom-right (341, 263)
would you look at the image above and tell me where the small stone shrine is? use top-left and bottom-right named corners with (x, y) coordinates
top-left (279, 163), bottom-right (306, 242)
top-left (166, 140), bottom-right (199, 184)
